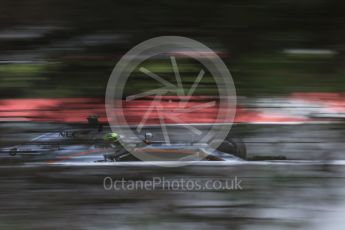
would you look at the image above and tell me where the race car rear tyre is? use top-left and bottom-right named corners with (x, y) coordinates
top-left (9, 148), bottom-right (17, 156)
top-left (210, 137), bottom-right (246, 159)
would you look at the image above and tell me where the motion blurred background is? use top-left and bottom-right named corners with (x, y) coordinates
top-left (1, 1), bottom-right (345, 229)
top-left (0, 0), bottom-right (344, 98)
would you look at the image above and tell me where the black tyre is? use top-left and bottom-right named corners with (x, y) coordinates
top-left (9, 148), bottom-right (18, 156)
top-left (210, 137), bottom-right (246, 159)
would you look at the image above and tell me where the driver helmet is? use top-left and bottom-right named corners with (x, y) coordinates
top-left (103, 132), bottom-right (119, 143)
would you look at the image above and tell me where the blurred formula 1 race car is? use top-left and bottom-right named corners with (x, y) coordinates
top-left (1, 116), bottom-right (247, 163)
